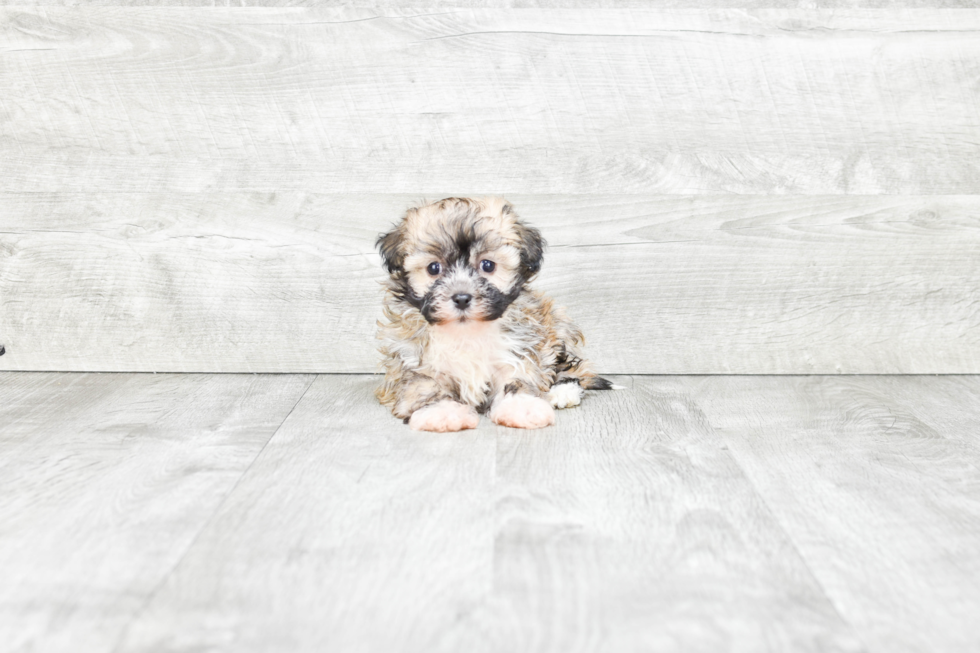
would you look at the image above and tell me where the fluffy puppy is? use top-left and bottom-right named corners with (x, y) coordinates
top-left (375, 197), bottom-right (612, 432)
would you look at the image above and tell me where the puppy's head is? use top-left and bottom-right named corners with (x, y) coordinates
top-left (377, 197), bottom-right (545, 325)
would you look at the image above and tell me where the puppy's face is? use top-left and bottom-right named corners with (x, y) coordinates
top-left (377, 197), bottom-right (544, 325)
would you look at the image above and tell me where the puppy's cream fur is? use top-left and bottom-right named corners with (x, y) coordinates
top-left (375, 197), bottom-right (611, 431)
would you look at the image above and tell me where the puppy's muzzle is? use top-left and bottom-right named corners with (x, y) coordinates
top-left (452, 293), bottom-right (473, 310)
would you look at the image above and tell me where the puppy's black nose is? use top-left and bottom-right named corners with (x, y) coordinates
top-left (452, 293), bottom-right (473, 310)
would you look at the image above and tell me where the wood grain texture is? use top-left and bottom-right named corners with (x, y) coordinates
top-left (7, 1), bottom-right (980, 8)
top-left (5, 372), bottom-right (980, 651)
top-left (115, 374), bottom-right (500, 653)
top-left (692, 375), bottom-right (980, 653)
top-left (0, 371), bottom-right (312, 653)
top-left (441, 377), bottom-right (863, 653)
top-left (2, 194), bottom-right (978, 374)
top-left (2, 8), bottom-right (980, 194)
top-left (114, 374), bottom-right (862, 653)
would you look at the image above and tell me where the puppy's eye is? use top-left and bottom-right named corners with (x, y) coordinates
top-left (480, 260), bottom-right (496, 273)
top-left (427, 262), bottom-right (441, 276)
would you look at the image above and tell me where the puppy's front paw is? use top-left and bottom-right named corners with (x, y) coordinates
top-left (490, 393), bottom-right (555, 429)
top-left (408, 400), bottom-right (479, 432)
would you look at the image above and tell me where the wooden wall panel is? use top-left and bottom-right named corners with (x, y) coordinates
top-left (6, 1), bottom-right (979, 7)
top-left (2, 7), bottom-right (978, 372)
top-left (2, 193), bottom-right (977, 373)
top-left (1, 9), bottom-right (979, 194)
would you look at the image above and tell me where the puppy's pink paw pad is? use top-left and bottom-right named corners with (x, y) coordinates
top-left (409, 400), bottom-right (479, 432)
top-left (490, 393), bottom-right (555, 429)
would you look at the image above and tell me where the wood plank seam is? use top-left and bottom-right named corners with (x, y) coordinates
top-left (715, 431), bottom-right (870, 651)
top-left (105, 374), bottom-right (317, 653)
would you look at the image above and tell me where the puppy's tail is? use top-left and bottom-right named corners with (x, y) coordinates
top-left (580, 376), bottom-right (624, 391)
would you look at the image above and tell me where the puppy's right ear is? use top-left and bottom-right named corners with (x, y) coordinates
top-left (376, 225), bottom-right (405, 273)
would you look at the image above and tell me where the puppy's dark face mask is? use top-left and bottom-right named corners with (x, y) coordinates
top-left (377, 198), bottom-right (545, 325)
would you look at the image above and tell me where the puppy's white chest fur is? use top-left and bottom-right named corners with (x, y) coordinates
top-left (423, 320), bottom-right (516, 406)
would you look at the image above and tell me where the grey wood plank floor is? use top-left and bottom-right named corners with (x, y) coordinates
top-left (0, 373), bottom-right (314, 653)
top-left (2, 372), bottom-right (978, 652)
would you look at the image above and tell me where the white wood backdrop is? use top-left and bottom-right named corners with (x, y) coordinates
top-left (1, 7), bottom-right (979, 373)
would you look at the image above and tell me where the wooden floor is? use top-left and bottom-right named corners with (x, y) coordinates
top-left (2, 373), bottom-right (978, 652)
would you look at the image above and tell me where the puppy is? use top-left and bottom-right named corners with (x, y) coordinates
top-left (375, 197), bottom-right (612, 432)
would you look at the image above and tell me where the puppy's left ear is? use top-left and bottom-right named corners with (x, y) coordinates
top-left (515, 221), bottom-right (545, 276)
top-left (376, 224), bottom-right (405, 273)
